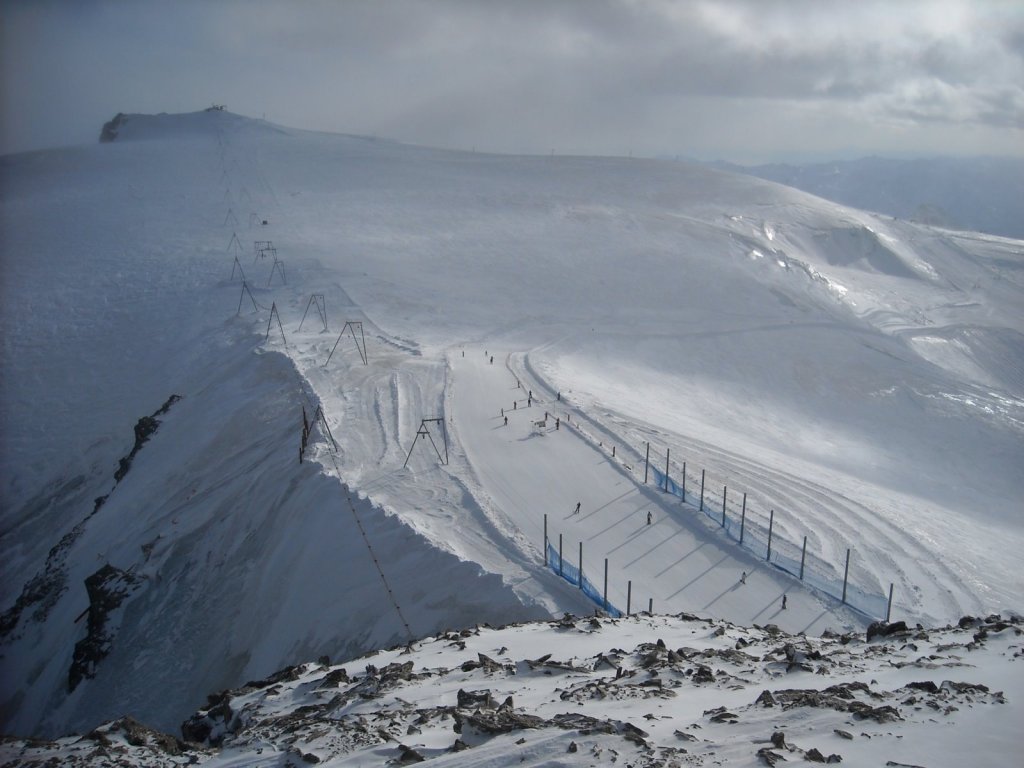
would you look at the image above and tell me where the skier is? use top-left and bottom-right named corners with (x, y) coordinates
top-left (514, 401), bottom-right (517, 410)
top-left (501, 407), bottom-right (504, 417)
top-left (740, 571), bottom-right (746, 585)
top-left (573, 501), bottom-right (581, 515)
top-left (490, 356), bottom-right (494, 364)
top-left (646, 511), bottom-right (652, 525)
top-left (781, 594), bottom-right (787, 610)
top-left (557, 392), bottom-right (561, 401)
top-left (504, 416), bottom-right (508, 426)
top-left (556, 417), bottom-right (560, 430)
top-left (528, 396), bottom-right (532, 407)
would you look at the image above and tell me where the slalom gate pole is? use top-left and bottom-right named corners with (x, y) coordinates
top-left (559, 534), bottom-right (563, 578)
top-left (767, 509), bottom-right (774, 561)
top-left (700, 469), bottom-right (705, 511)
top-left (886, 583), bottom-right (894, 622)
top-left (664, 448), bottom-right (670, 492)
top-left (544, 514), bottom-right (548, 566)
top-left (800, 536), bottom-right (807, 580)
top-left (722, 486), bottom-right (727, 527)
top-left (644, 442), bottom-right (650, 483)
top-left (627, 581), bottom-right (632, 616)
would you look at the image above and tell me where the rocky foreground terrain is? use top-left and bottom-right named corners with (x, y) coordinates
top-left (2, 611), bottom-right (1020, 767)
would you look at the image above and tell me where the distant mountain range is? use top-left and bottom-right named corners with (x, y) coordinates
top-left (709, 156), bottom-right (1024, 240)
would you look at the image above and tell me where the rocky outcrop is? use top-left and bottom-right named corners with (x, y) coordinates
top-left (68, 564), bottom-right (143, 691)
top-left (99, 113), bottom-right (127, 142)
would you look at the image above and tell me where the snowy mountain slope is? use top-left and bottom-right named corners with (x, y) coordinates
top-left (711, 155), bottom-right (1024, 240)
top-left (1, 110), bottom-right (1021, 741)
top-left (3, 612), bottom-right (1021, 767)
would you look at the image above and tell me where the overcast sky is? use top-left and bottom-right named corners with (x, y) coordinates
top-left (1, 0), bottom-right (1022, 162)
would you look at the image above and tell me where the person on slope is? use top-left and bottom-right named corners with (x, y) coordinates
top-left (646, 511), bottom-right (653, 525)
top-left (573, 501), bottom-right (581, 515)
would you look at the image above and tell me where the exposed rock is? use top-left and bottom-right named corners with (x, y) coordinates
top-left (757, 746), bottom-right (788, 765)
top-left (68, 564), bottom-right (143, 691)
top-left (867, 621), bottom-right (909, 642)
top-left (100, 112), bottom-right (128, 142)
top-left (397, 743), bottom-right (425, 763)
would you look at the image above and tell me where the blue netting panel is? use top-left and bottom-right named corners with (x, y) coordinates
top-left (547, 543), bottom-right (623, 618)
top-left (650, 464), bottom-right (887, 618)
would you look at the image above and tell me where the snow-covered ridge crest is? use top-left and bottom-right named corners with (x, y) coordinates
top-left (98, 108), bottom-right (286, 143)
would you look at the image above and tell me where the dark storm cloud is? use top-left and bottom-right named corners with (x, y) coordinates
top-left (1, 0), bottom-right (1021, 158)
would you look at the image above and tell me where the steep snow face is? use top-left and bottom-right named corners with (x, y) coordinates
top-left (1, 110), bottom-right (1021, 739)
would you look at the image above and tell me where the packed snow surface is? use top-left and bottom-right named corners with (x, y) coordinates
top-left (1, 110), bottom-right (1021, 739)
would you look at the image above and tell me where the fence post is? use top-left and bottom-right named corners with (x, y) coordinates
top-left (559, 534), bottom-right (563, 578)
top-left (886, 582), bottom-right (894, 622)
top-left (700, 469), bottom-right (706, 511)
top-left (681, 461), bottom-right (686, 503)
top-left (544, 514), bottom-right (548, 566)
top-left (644, 442), bottom-right (650, 483)
top-left (842, 548), bottom-right (851, 604)
top-left (604, 558), bottom-right (609, 611)
top-left (740, 494), bottom-right (746, 545)
top-left (578, 541), bottom-right (583, 589)
top-left (799, 535), bottom-right (807, 580)
top-left (664, 448), bottom-right (670, 492)
top-left (627, 580), bottom-right (632, 616)
top-left (767, 509), bottom-right (774, 561)
top-left (722, 486), bottom-right (727, 527)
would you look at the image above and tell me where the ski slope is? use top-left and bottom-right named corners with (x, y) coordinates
top-left (1, 109), bottom-right (1021, 738)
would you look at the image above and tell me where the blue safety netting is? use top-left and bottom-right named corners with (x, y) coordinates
top-left (547, 543), bottom-right (623, 618)
top-left (651, 465), bottom-right (887, 618)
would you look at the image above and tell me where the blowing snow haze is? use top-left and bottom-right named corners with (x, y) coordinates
top-left (0, 108), bottom-right (1021, 759)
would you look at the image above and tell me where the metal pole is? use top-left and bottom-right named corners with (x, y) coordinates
top-left (722, 486), bottom-right (727, 527)
top-left (767, 509), bottom-right (774, 561)
top-left (842, 548), bottom-right (851, 604)
top-left (559, 534), bottom-right (563, 578)
top-left (664, 448), bottom-right (670, 493)
top-left (603, 558), bottom-right (609, 611)
top-left (700, 469), bottom-right (705, 511)
top-left (740, 494), bottom-right (746, 545)
top-left (627, 580), bottom-right (632, 616)
top-left (644, 442), bottom-right (650, 483)
top-left (886, 583), bottom-right (894, 622)
top-left (544, 514), bottom-right (548, 566)
top-left (800, 535), bottom-right (807, 580)
top-left (578, 541), bottom-right (583, 589)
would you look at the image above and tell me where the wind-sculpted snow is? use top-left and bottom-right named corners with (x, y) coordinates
top-left (0, 110), bottom-right (1021, 743)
